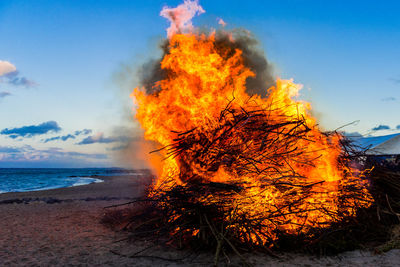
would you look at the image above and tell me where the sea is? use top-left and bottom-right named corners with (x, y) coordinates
top-left (0, 168), bottom-right (139, 194)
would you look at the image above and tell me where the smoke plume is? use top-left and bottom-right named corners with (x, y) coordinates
top-left (160, 0), bottom-right (205, 38)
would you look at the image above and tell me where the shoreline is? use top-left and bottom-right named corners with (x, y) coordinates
top-left (0, 173), bottom-right (399, 266)
top-left (0, 175), bottom-right (104, 195)
top-left (0, 174), bottom-right (147, 202)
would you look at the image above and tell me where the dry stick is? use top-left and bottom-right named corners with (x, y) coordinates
top-left (112, 237), bottom-right (130, 243)
top-left (122, 216), bottom-right (161, 231)
top-left (249, 226), bottom-right (279, 258)
top-left (203, 214), bottom-right (224, 266)
top-left (130, 233), bottom-right (196, 259)
top-left (222, 249), bottom-right (231, 265)
top-left (103, 198), bottom-right (157, 209)
top-left (222, 236), bottom-right (252, 267)
top-left (110, 250), bottom-right (183, 262)
top-left (204, 214), bottom-right (252, 267)
top-left (130, 244), bottom-right (158, 256)
top-left (385, 194), bottom-right (400, 223)
top-left (214, 227), bottom-right (224, 265)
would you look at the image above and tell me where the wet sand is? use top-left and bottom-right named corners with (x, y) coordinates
top-left (0, 172), bottom-right (399, 266)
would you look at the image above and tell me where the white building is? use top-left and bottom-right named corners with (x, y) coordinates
top-left (354, 133), bottom-right (400, 169)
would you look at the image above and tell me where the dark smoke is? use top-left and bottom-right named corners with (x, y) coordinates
top-left (137, 58), bottom-right (167, 95)
top-left (215, 30), bottom-right (276, 97)
top-left (137, 30), bottom-right (275, 97)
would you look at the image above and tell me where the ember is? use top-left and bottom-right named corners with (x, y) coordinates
top-left (127, 0), bottom-right (373, 260)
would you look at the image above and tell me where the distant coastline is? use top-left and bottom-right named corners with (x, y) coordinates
top-left (0, 176), bottom-right (103, 194)
top-left (0, 168), bottom-right (150, 194)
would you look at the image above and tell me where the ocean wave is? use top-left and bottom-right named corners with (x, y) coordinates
top-left (0, 168), bottom-right (148, 194)
top-left (71, 177), bottom-right (104, 187)
top-left (0, 172), bottom-right (106, 194)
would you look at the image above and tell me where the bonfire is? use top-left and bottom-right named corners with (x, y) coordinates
top-left (107, 0), bottom-right (381, 264)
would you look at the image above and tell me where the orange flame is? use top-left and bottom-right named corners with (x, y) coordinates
top-left (132, 32), bottom-right (372, 243)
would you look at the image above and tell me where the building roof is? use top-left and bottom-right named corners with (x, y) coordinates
top-left (352, 133), bottom-right (400, 155)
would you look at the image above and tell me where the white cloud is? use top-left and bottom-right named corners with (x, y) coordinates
top-left (0, 60), bottom-right (17, 76)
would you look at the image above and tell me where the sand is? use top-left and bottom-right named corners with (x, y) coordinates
top-left (0, 172), bottom-right (399, 266)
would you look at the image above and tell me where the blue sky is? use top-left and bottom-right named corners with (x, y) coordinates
top-left (1, 0), bottom-right (400, 167)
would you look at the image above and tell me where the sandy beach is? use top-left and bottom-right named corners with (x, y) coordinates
top-left (0, 172), bottom-right (399, 266)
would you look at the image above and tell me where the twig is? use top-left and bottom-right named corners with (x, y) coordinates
top-left (110, 250), bottom-right (183, 262)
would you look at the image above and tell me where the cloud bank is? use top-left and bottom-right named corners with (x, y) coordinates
top-left (389, 77), bottom-right (400, 84)
top-left (0, 91), bottom-right (11, 98)
top-left (342, 131), bottom-right (363, 138)
top-left (0, 145), bottom-right (108, 168)
top-left (0, 60), bottom-right (36, 88)
top-left (43, 134), bottom-right (76, 143)
top-left (1, 121), bottom-right (61, 138)
top-left (74, 129), bottom-right (92, 136)
top-left (77, 133), bottom-right (130, 145)
top-left (381, 97), bottom-right (396, 102)
top-left (2, 71), bottom-right (37, 87)
top-left (42, 129), bottom-right (92, 143)
top-left (371, 125), bottom-right (390, 131)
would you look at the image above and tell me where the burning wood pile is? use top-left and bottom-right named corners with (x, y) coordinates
top-left (103, 1), bottom-right (391, 263)
top-left (124, 30), bottom-right (372, 257)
